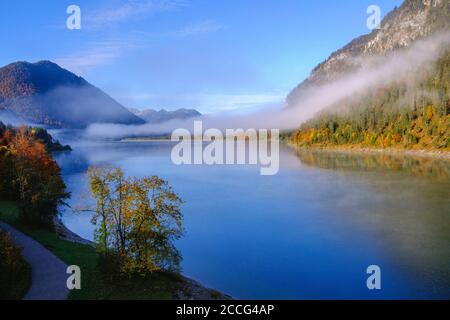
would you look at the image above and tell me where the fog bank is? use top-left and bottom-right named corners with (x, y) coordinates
top-left (86, 32), bottom-right (450, 140)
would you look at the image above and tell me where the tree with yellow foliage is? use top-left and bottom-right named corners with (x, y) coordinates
top-left (88, 167), bottom-right (184, 275)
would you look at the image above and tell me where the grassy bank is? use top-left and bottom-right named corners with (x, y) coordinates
top-left (0, 201), bottom-right (186, 300)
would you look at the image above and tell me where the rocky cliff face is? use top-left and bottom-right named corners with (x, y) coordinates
top-left (287, 0), bottom-right (450, 108)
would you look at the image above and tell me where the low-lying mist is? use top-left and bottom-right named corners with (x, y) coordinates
top-left (85, 31), bottom-right (450, 140)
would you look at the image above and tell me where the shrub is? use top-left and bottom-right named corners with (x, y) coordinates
top-left (0, 230), bottom-right (31, 299)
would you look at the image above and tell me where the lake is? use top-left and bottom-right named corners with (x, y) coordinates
top-left (52, 137), bottom-right (450, 300)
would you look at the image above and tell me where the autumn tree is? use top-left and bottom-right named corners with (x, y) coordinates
top-left (7, 127), bottom-right (68, 227)
top-left (88, 167), bottom-right (184, 274)
top-left (291, 49), bottom-right (450, 150)
top-left (0, 124), bottom-right (15, 199)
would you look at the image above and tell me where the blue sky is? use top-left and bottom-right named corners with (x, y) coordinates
top-left (0, 0), bottom-right (403, 114)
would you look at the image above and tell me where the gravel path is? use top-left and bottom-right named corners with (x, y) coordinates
top-left (0, 222), bottom-right (69, 300)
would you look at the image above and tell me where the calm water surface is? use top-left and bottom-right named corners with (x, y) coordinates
top-left (53, 137), bottom-right (450, 299)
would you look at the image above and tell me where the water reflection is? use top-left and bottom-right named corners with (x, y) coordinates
top-left (294, 148), bottom-right (450, 297)
top-left (295, 148), bottom-right (450, 181)
top-left (53, 139), bottom-right (450, 299)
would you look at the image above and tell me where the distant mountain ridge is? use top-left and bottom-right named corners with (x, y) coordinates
top-left (287, 0), bottom-right (450, 108)
top-left (0, 61), bottom-right (145, 128)
top-left (129, 108), bottom-right (201, 124)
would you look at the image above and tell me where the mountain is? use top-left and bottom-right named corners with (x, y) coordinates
top-left (287, 0), bottom-right (450, 108)
top-left (129, 108), bottom-right (202, 124)
top-left (289, 0), bottom-right (450, 150)
top-left (0, 61), bottom-right (145, 128)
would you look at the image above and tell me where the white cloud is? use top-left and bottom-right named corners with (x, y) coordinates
top-left (171, 20), bottom-right (225, 37)
top-left (85, 0), bottom-right (186, 29)
top-left (131, 19), bottom-right (226, 38)
top-left (55, 41), bottom-right (129, 75)
top-left (186, 93), bottom-right (284, 113)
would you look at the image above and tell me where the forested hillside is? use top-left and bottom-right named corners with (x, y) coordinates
top-left (291, 49), bottom-right (450, 149)
top-left (290, 0), bottom-right (450, 151)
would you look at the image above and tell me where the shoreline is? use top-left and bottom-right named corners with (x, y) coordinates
top-left (53, 217), bottom-right (231, 300)
top-left (287, 143), bottom-right (450, 161)
top-left (120, 138), bottom-right (172, 143)
top-left (120, 138), bottom-right (450, 161)
top-left (50, 134), bottom-right (231, 300)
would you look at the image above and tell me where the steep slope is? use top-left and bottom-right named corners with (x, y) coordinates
top-left (289, 0), bottom-right (450, 150)
top-left (0, 61), bottom-right (145, 128)
top-left (291, 50), bottom-right (450, 149)
top-left (129, 108), bottom-right (201, 124)
top-left (287, 0), bottom-right (450, 108)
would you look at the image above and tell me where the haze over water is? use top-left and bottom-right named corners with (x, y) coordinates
top-left (53, 136), bottom-right (450, 299)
